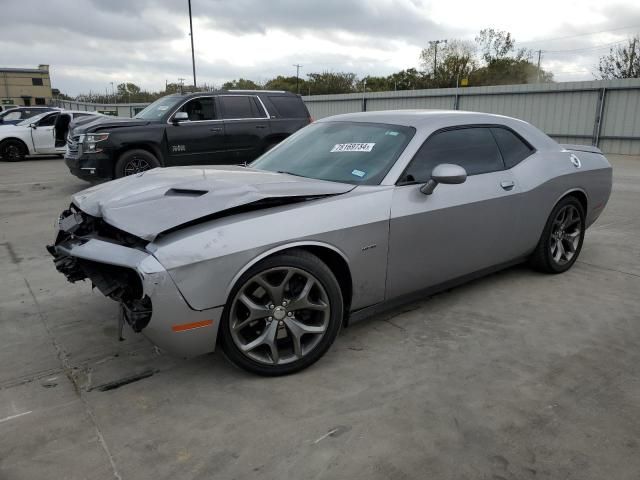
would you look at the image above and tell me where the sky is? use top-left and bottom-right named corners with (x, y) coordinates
top-left (1, 0), bottom-right (639, 96)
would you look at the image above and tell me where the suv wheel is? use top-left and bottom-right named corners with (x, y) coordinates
top-left (115, 149), bottom-right (160, 178)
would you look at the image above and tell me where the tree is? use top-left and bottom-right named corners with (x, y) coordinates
top-left (117, 82), bottom-right (141, 96)
top-left (420, 39), bottom-right (477, 87)
top-left (264, 75), bottom-right (307, 93)
top-left (471, 58), bottom-right (553, 86)
top-left (476, 28), bottom-right (521, 63)
top-left (386, 68), bottom-right (429, 90)
top-left (598, 36), bottom-right (640, 79)
top-left (361, 75), bottom-right (393, 92)
top-left (306, 72), bottom-right (357, 94)
top-left (221, 78), bottom-right (262, 90)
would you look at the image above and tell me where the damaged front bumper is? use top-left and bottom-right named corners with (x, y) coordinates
top-left (47, 209), bottom-right (222, 357)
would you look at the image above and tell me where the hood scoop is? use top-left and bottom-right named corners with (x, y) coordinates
top-left (165, 188), bottom-right (208, 197)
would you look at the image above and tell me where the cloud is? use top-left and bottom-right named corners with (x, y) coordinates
top-left (0, 0), bottom-right (637, 95)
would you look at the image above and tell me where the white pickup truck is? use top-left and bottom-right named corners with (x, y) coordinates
top-left (0, 110), bottom-right (101, 161)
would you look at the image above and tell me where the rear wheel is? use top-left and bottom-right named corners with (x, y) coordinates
top-left (530, 196), bottom-right (585, 273)
top-left (115, 149), bottom-right (160, 178)
top-left (0, 139), bottom-right (27, 162)
top-left (220, 250), bottom-right (343, 376)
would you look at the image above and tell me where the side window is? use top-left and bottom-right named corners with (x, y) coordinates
top-left (402, 127), bottom-right (504, 183)
top-left (37, 113), bottom-right (59, 127)
top-left (490, 127), bottom-right (534, 169)
top-left (267, 96), bottom-right (307, 118)
top-left (220, 96), bottom-right (264, 119)
top-left (176, 97), bottom-right (216, 121)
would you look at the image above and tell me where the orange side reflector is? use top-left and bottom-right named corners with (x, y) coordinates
top-left (171, 320), bottom-right (214, 332)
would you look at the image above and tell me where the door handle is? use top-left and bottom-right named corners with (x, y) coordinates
top-left (210, 127), bottom-right (222, 133)
top-left (500, 180), bottom-right (515, 191)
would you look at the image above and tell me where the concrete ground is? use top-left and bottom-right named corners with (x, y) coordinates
top-left (0, 155), bottom-right (639, 480)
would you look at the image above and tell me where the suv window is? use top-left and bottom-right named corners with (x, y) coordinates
top-left (37, 112), bottom-right (59, 127)
top-left (3, 111), bottom-right (21, 121)
top-left (402, 127), bottom-right (504, 183)
top-left (490, 127), bottom-right (534, 168)
top-left (268, 96), bottom-right (307, 118)
top-left (177, 97), bottom-right (216, 121)
top-left (220, 96), bottom-right (265, 119)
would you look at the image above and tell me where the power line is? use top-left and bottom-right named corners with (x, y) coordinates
top-left (544, 40), bottom-right (626, 54)
top-left (519, 24), bottom-right (640, 45)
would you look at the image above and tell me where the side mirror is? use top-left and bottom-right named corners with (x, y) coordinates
top-left (29, 123), bottom-right (37, 129)
top-left (172, 111), bottom-right (189, 124)
top-left (420, 163), bottom-right (467, 195)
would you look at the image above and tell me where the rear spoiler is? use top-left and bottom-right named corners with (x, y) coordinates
top-left (560, 144), bottom-right (603, 155)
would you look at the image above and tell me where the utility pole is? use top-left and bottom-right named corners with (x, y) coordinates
top-left (293, 64), bottom-right (302, 94)
top-left (188, 0), bottom-right (197, 88)
top-left (536, 50), bottom-right (543, 83)
top-left (110, 81), bottom-right (115, 103)
top-left (428, 39), bottom-right (447, 77)
top-left (178, 77), bottom-right (185, 94)
top-left (362, 79), bottom-right (367, 112)
top-left (629, 38), bottom-right (637, 77)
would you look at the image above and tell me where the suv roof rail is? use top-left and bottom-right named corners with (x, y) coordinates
top-left (227, 89), bottom-right (287, 94)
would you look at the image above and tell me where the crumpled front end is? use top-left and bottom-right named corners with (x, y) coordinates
top-left (47, 206), bottom-right (222, 357)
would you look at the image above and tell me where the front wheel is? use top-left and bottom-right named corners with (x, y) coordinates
top-left (529, 196), bottom-right (585, 273)
top-left (0, 140), bottom-right (27, 162)
top-left (220, 250), bottom-right (343, 376)
top-left (115, 149), bottom-right (160, 178)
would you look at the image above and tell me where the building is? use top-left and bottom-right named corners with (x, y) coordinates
top-left (1, 65), bottom-right (53, 107)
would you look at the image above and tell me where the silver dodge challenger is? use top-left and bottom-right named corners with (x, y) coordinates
top-left (48, 110), bottom-right (612, 375)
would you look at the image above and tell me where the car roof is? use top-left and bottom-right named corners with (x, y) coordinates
top-left (316, 109), bottom-right (526, 128)
top-left (177, 90), bottom-right (297, 99)
top-left (316, 109), bottom-right (558, 150)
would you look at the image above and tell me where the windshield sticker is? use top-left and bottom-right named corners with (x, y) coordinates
top-left (385, 131), bottom-right (399, 136)
top-left (158, 106), bottom-right (170, 111)
top-left (331, 143), bottom-right (375, 153)
top-left (351, 169), bottom-right (366, 178)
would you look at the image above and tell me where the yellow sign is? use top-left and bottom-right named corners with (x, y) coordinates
top-left (460, 78), bottom-right (469, 87)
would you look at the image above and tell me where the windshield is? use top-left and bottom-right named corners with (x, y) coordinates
top-left (17, 112), bottom-right (48, 126)
top-left (251, 121), bottom-right (415, 185)
top-left (134, 95), bottom-right (181, 120)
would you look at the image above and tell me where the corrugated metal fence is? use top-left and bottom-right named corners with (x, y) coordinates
top-left (55, 79), bottom-right (640, 155)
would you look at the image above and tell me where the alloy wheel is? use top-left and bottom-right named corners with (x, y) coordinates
top-left (123, 157), bottom-right (151, 176)
top-left (4, 145), bottom-right (21, 161)
top-left (549, 204), bottom-right (582, 265)
top-left (229, 267), bottom-right (330, 365)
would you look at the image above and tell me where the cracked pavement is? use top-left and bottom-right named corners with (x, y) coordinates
top-left (1, 155), bottom-right (639, 479)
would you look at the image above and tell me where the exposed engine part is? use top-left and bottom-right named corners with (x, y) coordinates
top-left (47, 207), bottom-right (152, 332)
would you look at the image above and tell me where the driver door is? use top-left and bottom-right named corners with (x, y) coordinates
top-left (30, 112), bottom-right (59, 154)
top-left (165, 96), bottom-right (226, 166)
top-left (386, 126), bottom-right (521, 299)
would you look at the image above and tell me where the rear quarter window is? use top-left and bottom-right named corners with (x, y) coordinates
top-left (267, 96), bottom-right (308, 118)
top-left (490, 127), bottom-right (534, 168)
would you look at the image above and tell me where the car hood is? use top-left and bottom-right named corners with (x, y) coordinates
top-left (72, 115), bottom-right (152, 134)
top-left (72, 166), bottom-right (355, 241)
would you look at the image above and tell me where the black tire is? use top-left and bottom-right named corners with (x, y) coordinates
top-left (0, 139), bottom-right (27, 162)
top-left (220, 249), bottom-right (344, 376)
top-left (529, 196), bottom-right (586, 273)
top-left (114, 149), bottom-right (160, 178)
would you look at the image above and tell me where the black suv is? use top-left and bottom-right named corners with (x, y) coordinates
top-left (65, 90), bottom-right (311, 181)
